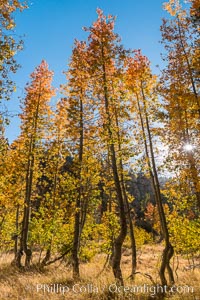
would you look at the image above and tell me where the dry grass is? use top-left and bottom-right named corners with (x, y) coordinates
top-left (0, 245), bottom-right (199, 300)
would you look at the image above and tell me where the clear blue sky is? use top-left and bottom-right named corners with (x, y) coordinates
top-left (6, 0), bottom-right (168, 142)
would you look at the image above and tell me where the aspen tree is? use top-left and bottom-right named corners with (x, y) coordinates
top-left (126, 51), bottom-right (175, 286)
top-left (84, 9), bottom-right (131, 284)
top-left (62, 40), bottom-right (100, 279)
top-left (16, 60), bottom-right (55, 267)
top-left (160, 0), bottom-right (200, 209)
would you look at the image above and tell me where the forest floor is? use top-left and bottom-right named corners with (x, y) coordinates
top-left (0, 244), bottom-right (199, 300)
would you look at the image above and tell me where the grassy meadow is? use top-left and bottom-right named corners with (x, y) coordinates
top-left (0, 244), bottom-right (199, 300)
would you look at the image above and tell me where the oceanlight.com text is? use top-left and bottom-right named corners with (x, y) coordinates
top-left (36, 283), bottom-right (194, 296)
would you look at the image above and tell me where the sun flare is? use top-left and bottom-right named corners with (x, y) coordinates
top-left (183, 144), bottom-right (194, 152)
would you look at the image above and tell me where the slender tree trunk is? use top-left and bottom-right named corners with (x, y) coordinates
top-left (122, 181), bottom-right (137, 278)
top-left (114, 106), bottom-right (137, 279)
top-left (11, 204), bottom-right (20, 266)
top-left (14, 204), bottom-right (19, 260)
top-left (16, 139), bottom-right (33, 268)
top-left (101, 45), bottom-right (127, 285)
top-left (106, 154), bottom-right (115, 268)
top-left (137, 88), bottom-right (175, 286)
top-left (16, 90), bottom-right (41, 268)
top-left (72, 96), bottom-right (84, 279)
